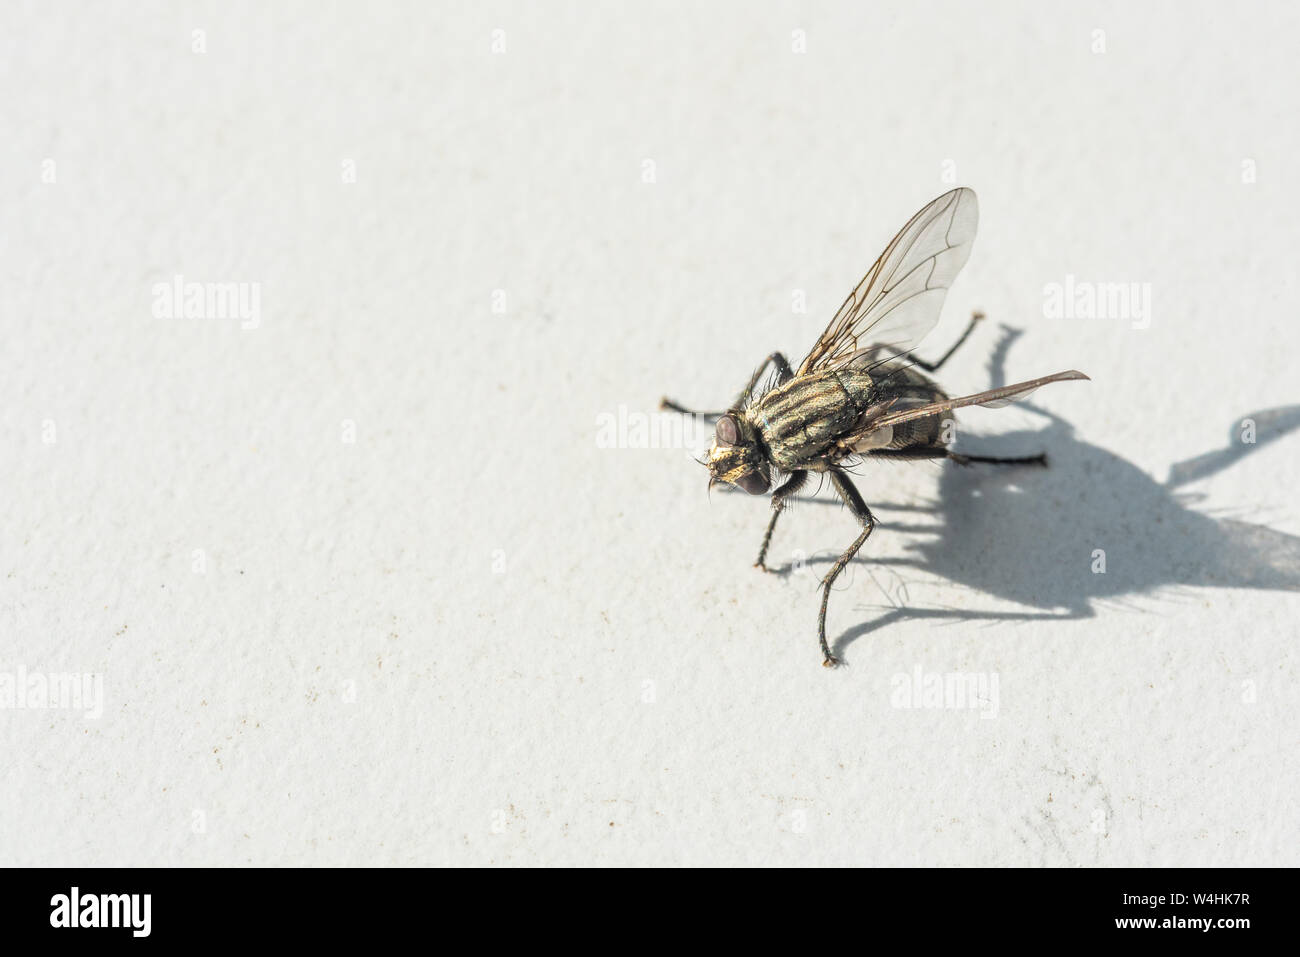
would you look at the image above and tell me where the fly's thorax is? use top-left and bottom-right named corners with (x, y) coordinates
top-left (751, 369), bottom-right (875, 471)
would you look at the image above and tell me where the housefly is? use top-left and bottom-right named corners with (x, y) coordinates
top-left (661, 188), bottom-right (1088, 667)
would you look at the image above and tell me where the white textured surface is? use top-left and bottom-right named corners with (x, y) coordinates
top-left (3, 1), bottom-right (1298, 866)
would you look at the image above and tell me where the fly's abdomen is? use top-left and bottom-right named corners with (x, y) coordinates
top-left (868, 363), bottom-right (950, 450)
top-left (750, 370), bottom-right (872, 471)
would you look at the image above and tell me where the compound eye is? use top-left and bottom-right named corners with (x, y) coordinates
top-left (734, 470), bottom-right (770, 495)
top-left (715, 414), bottom-right (740, 447)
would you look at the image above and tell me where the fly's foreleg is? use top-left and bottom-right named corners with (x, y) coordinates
top-left (912, 311), bottom-right (984, 373)
top-left (755, 469), bottom-right (808, 572)
top-left (660, 351), bottom-right (794, 418)
top-left (658, 398), bottom-right (726, 418)
top-left (818, 469), bottom-right (876, 667)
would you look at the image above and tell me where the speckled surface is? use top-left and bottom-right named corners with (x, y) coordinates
top-left (2, 1), bottom-right (1297, 865)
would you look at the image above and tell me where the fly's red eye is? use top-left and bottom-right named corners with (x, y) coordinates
top-left (715, 415), bottom-right (739, 447)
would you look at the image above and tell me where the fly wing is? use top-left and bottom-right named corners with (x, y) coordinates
top-left (797, 188), bottom-right (979, 376)
top-left (851, 370), bottom-right (1090, 438)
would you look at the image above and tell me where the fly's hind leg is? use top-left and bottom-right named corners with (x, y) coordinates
top-left (660, 351), bottom-right (794, 417)
top-left (912, 311), bottom-right (984, 373)
top-left (818, 469), bottom-right (877, 667)
top-left (948, 451), bottom-right (1048, 467)
top-left (755, 469), bottom-right (808, 572)
top-left (865, 447), bottom-right (1048, 468)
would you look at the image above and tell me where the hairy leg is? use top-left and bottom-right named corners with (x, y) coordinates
top-left (754, 469), bottom-right (809, 571)
top-left (660, 351), bottom-right (794, 417)
top-left (818, 469), bottom-right (876, 667)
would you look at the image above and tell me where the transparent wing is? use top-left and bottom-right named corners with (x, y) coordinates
top-left (797, 188), bottom-right (979, 376)
top-left (860, 371), bottom-right (1090, 435)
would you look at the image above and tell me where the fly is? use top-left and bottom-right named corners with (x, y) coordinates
top-left (661, 187), bottom-right (1089, 667)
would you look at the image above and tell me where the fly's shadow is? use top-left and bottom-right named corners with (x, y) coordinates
top-left (776, 327), bottom-right (1300, 660)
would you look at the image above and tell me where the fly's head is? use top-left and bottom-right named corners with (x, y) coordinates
top-left (706, 412), bottom-right (771, 495)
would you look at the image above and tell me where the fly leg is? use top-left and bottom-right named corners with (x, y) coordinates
top-left (755, 469), bottom-right (808, 572)
top-left (818, 469), bottom-right (876, 667)
top-left (731, 351), bottom-right (794, 407)
top-left (658, 398), bottom-right (727, 418)
top-left (949, 451), bottom-right (1047, 467)
top-left (660, 351), bottom-right (794, 417)
top-left (865, 447), bottom-right (1048, 467)
top-left (911, 311), bottom-right (984, 373)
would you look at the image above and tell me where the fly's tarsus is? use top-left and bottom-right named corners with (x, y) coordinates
top-left (949, 451), bottom-right (1049, 468)
top-left (659, 397), bottom-right (724, 418)
top-left (912, 310), bottom-right (985, 373)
